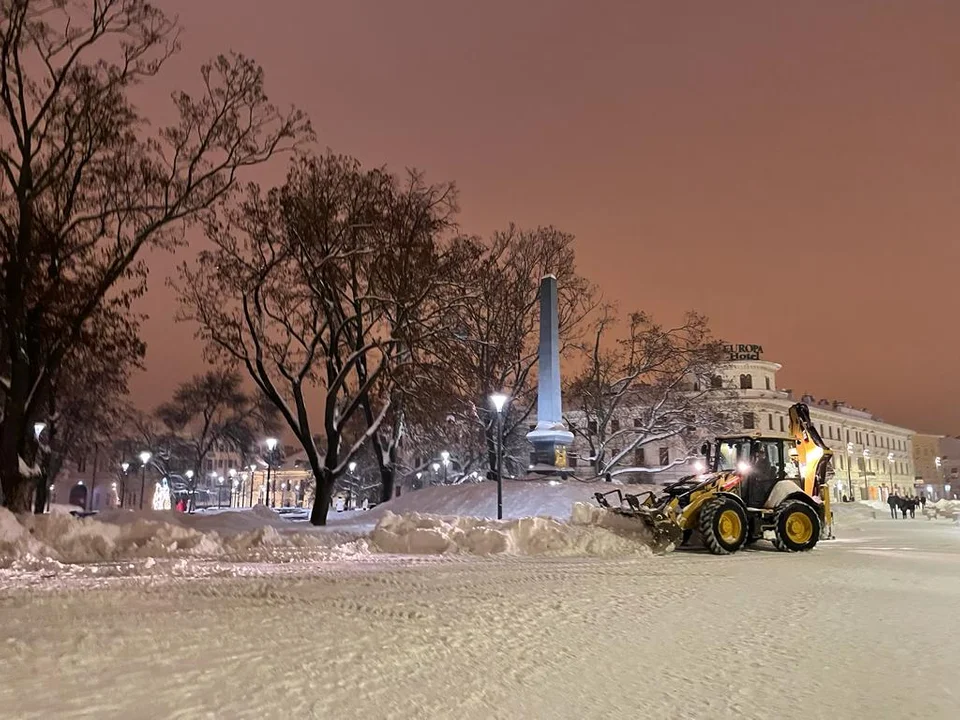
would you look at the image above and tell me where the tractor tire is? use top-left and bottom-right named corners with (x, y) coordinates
top-left (773, 500), bottom-right (821, 552)
top-left (699, 497), bottom-right (748, 555)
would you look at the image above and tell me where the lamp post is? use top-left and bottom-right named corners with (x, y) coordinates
top-left (120, 462), bottom-right (129, 508)
top-left (845, 443), bottom-right (854, 501)
top-left (265, 438), bottom-right (278, 508)
top-left (490, 393), bottom-right (508, 520)
top-left (887, 452), bottom-right (895, 494)
top-left (32, 422), bottom-right (47, 514)
top-left (228, 468), bottom-right (237, 508)
top-left (185, 470), bottom-right (194, 512)
top-left (248, 464), bottom-right (257, 508)
top-left (440, 450), bottom-right (450, 484)
top-left (862, 448), bottom-right (870, 501)
top-left (347, 461), bottom-right (357, 510)
top-left (138, 451), bottom-right (152, 510)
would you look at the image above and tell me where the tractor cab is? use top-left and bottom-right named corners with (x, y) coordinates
top-left (706, 434), bottom-right (803, 508)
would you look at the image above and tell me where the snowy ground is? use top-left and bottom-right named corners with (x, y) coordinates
top-left (1, 495), bottom-right (959, 718)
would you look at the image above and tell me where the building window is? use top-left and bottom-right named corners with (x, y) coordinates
top-left (743, 412), bottom-right (755, 430)
top-left (659, 447), bottom-right (670, 466)
top-left (710, 376), bottom-right (723, 389)
top-left (765, 377), bottom-right (771, 390)
top-left (78, 455), bottom-right (87, 473)
top-left (768, 414), bottom-right (774, 430)
top-left (634, 448), bottom-right (646, 466)
top-left (827, 426), bottom-right (833, 440)
top-left (779, 416), bottom-right (785, 432)
top-left (633, 418), bottom-right (643, 428)
top-left (819, 424), bottom-right (824, 436)
top-left (569, 454), bottom-right (578, 469)
top-left (588, 420), bottom-right (597, 434)
top-left (740, 374), bottom-right (753, 390)
top-left (611, 419), bottom-right (620, 433)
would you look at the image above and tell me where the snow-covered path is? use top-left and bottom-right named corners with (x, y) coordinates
top-left (2, 516), bottom-right (959, 719)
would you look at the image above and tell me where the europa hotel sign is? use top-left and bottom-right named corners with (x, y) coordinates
top-left (725, 343), bottom-right (764, 361)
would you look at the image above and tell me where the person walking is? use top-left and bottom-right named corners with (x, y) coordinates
top-left (888, 492), bottom-right (899, 519)
top-left (920, 494), bottom-right (927, 511)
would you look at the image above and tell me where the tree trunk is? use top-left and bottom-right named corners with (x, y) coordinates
top-left (310, 469), bottom-right (333, 526)
top-left (379, 463), bottom-right (395, 504)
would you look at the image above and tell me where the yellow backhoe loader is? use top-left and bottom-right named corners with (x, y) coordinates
top-left (594, 403), bottom-right (834, 555)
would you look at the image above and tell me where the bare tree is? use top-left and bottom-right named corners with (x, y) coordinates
top-left (564, 306), bottom-right (732, 480)
top-left (177, 153), bottom-right (456, 525)
top-left (155, 369), bottom-right (278, 509)
top-left (0, 0), bottom-right (309, 511)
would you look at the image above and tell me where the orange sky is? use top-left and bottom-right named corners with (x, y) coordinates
top-left (132, 0), bottom-right (960, 434)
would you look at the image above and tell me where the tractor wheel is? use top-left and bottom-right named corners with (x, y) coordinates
top-left (699, 497), bottom-right (747, 555)
top-left (773, 501), bottom-right (821, 552)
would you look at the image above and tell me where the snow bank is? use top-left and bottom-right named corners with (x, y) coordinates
top-left (335, 480), bottom-right (653, 530)
top-left (369, 502), bottom-right (656, 558)
top-left (0, 506), bottom-right (363, 569)
top-left (923, 499), bottom-right (960, 521)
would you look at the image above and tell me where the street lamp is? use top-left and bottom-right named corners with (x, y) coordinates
top-left (120, 462), bottom-right (130, 508)
top-left (490, 393), bottom-right (509, 520)
top-left (229, 468), bottom-right (237, 508)
top-left (441, 450), bottom-right (450, 484)
top-left (33, 422), bottom-right (46, 440)
top-left (138, 451), bottom-right (152, 510)
top-left (265, 438), bottom-right (278, 508)
top-left (184, 469), bottom-right (194, 512)
top-left (887, 452), bottom-right (895, 492)
top-left (248, 464), bottom-right (257, 508)
top-left (862, 448), bottom-right (870, 501)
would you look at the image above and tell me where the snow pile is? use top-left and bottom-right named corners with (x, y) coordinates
top-left (0, 506), bottom-right (364, 568)
top-left (923, 499), bottom-right (960, 520)
top-left (333, 480), bottom-right (655, 530)
top-left (832, 502), bottom-right (880, 527)
top-left (369, 502), bottom-right (655, 557)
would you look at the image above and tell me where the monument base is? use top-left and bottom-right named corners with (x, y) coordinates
top-left (526, 426), bottom-right (574, 478)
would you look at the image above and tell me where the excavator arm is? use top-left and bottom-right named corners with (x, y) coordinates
top-left (788, 402), bottom-right (835, 538)
top-left (788, 403), bottom-right (833, 497)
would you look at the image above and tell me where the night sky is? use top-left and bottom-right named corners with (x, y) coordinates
top-left (133, 0), bottom-right (960, 434)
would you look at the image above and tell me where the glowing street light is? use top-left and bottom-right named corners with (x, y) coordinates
top-left (490, 393), bottom-right (509, 519)
top-left (33, 422), bottom-right (46, 440)
top-left (264, 438), bottom-right (278, 508)
top-left (348, 461), bottom-right (357, 473)
top-left (137, 451), bottom-right (152, 510)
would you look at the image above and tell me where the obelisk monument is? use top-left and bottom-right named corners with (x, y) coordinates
top-left (526, 275), bottom-right (574, 475)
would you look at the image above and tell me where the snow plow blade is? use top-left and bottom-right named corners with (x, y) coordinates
top-left (594, 490), bottom-right (683, 554)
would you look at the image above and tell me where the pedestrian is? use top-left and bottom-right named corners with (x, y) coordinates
top-left (909, 497), bottom-right (917, 519)
top-left (920, 494), bottom-right (927, 510)
top-left (887, 492), bottom-right (899, 519)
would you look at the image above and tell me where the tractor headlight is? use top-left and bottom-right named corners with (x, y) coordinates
top-left (737, 462), bottom-right (751, 474)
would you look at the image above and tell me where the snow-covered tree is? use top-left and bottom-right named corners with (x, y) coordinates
top-left (564, 306), bottom-right (732, 480)
top-left (0, 0), bottom-right (308, 511)
top-left (177, 153), bottom-right (457, 525)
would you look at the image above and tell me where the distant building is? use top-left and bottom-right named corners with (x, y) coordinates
top-left (911, 434), bottom-right (960, 500)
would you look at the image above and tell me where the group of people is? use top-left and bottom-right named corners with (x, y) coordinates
top-left (886, 492), bottom-right (925, 519)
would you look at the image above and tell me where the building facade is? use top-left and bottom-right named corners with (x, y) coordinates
top-left (912, 434), bottom-right (960, 500)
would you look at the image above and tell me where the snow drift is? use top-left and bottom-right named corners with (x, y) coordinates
top-left (369, 502), bottom-right (656, 557)
top-left (0, 506), bottom-right (360, 568)
top-left (923, 499), bottom-right (960, 521)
